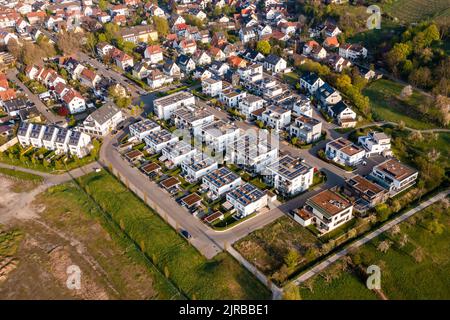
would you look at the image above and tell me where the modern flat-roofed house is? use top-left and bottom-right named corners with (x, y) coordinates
top-left (17, 122), bottom-right (33, 146)
top-left (238, 94), bottom-right (265, 119)
top-left (292, 95), bottom-right (313, 117)
top-left (42, 126), bottom-right (59, 150)
top-left (129, 119), bottom-right (161, 141)
top-left (202, 78), bottom-right (222, 97)
top-left (289, 115), bottom-right (322, 144)
top-left (369, 159), bottom-right (418, 195)
top-left (344, 175), bottom-right (387, 212)
top-left (79, 103), bottom-right (123, 136)
top-left (295, 189), bottom-right (353, 234)
top-left (161, 140), bottom-right (197, 166)
top-left (202, 167), bottom-right (242, 200)
top-left (219, 89), bottom-right (246, 108)
top-left (267, 155), bottom-right (314, 197)
top-left (67, 130), bottom-right (91, 158)
top-left (199, 120), bottom-right (240, 152)
top-left (144, 129), bottom-right (179, 152)
top-left (300, 72), bottom-right (325, 94)
top-left (226, 183), bottom-right (268, 217)
top-left (260, 105), bottom-right (292, 132)
top-left (153, 91), bottom-right (196, 120)
top-left (29, 123), bottom-right (45, 148)
top-left (358, 131), bottom-right (391, 157)
top-left (325, 137), bottom-right (365, 167)
top-left (172, 105), bottom-right (214, 135)
top-left (226, 134), bottom-right (278, 174)
top-left (181, 153), bottom-right (218, 182)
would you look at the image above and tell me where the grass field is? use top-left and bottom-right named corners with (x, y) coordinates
top-left (363, 79), bottom-right (436, 129)
top-left (0, 167), bottom-right (43, 192)
top-left (298, 200), bottom-right (450, 300)
top-left (234, 216), bottom-right (322, 285)
top-left (383, 0), bottom-right (450, 25)
top-left (76, 171), bottom-right (271, 300)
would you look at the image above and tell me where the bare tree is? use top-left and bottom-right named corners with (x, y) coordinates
top-left (377, 240), bottom-right (393, 253)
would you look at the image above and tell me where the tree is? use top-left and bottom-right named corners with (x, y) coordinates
top-left (86, 33), bottom-right (97, 55)
top-left (256, 40), bottom-right (271, 55)
top-left (399, 85), bottom-right (413, 100)
top-left (377, 240), bottom-right (393, 253)
top-left (99, 0), bottom-right (108, 11)
top-left (408, 67), bottom-right (432, 88)
top-left (284, 249), bottom-right (300, 270)
top-left (153, 16), bottom-right (170, 37)
top-left (57, 31), bottom-right (81, 55)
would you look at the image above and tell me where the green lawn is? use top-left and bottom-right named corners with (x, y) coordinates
top-left (0, 167), bottom-right (43, 182)
top-left (363, 79), bottom-right (436, 130)
top-left (77, 170), bottom-right (271, 300)
top-left (297, 200), bottom-right (450, 300)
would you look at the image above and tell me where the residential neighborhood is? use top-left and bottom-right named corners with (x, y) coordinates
top-left (0, 0), bottom-right (448, 305)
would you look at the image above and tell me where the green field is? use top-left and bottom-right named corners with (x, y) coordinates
top-left (76, 171), bottom-right (271, 300)
top-left (383, 0), bottom-right (450, 25)
top-left (299, 200), bottom-right (450, 300)
top-left (363, 79), bottom-right (435, 129)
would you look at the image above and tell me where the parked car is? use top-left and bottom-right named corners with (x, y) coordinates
top-left (180, 229), bottom-right (191, 239)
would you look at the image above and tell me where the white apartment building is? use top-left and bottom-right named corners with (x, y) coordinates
top-left (181, 153), bottom-right (218, 182)
top-left (260, 105), bottom-right (292, 132)
top-left (289, 115), bottom-right (322, 144)
top-left (42, 126), bottom-right (59, 150)
top-left (79, 103), bottom-right (123, 136)
top-left (292, 95), bottom-right (313, 117)
top-left (129, 119), bottom-right (161, 141)
top-left (267, 155), bottom-right (314, 197)
top-left (369, 159), bottom-right (418, 195)
top-left (153, 91), bottom-right (196, 120)
top-left (226, 134), bottom-right (279, 174)
top-left (202, 167), bottom-right (242, 200)
top-left (226, 183), bottom-right (268, 217)
top-left (144, 129), bottom-right (179, 152)
top-left (161, 140), bottom-right (197, 166)
top-left (199, 120), bottom-right (240, 152)
top-left (238, 63), bottom-right (263, 83)
top-left (339, 43), bottom-right (368, 60)
top-left (202, 78), bottom-right (222, 97)
top-left (219, 89), bottom-right (247, 108)
top-left (293, 189), bottom-right (353, 234)
top-left (358, 131), bottom-right (391, 157)
top-left (238, 94), bottom-right (265, 119)
top-left (325, 137), bottom-right (365, 167)
top-left (172, 105), bottom-right (215, 135)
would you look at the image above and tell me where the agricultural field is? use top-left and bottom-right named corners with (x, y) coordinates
top-left (76, 171), bottom-right (271, 300)
top-left (298, 200), bottom-right (450, 300)
top-left (363, 79), bottom-right (436, 130)
top-left (383, 0), bottom-right (450, 25)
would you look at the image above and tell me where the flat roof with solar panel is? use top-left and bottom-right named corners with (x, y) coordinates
top-left (228, 134), bottom-right (276, 159)
top-left (203, 167), bottom-right (240, 189)
top-left (269, 155), bottom-right (313, 180)
top-left (182, 153), bottom-right (217, 172)
top-left (227, 183), bottom-right (265, 206)
top-left (144, 129), bottom-right (177, 145)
